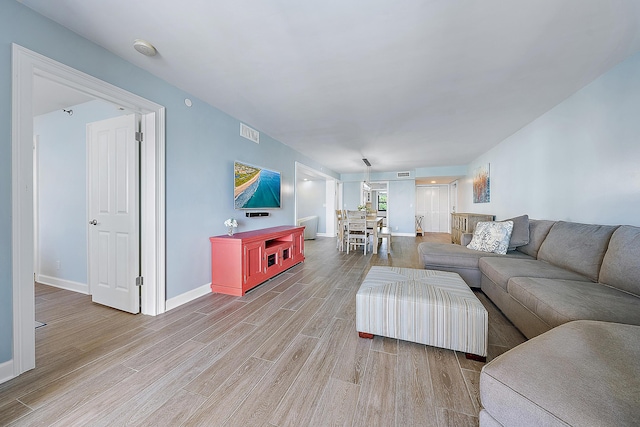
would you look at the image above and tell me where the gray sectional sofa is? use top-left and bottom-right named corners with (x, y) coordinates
top-left (418, 218), bottom-right (640, 338)
top-left (417, 218), bottom-right (640, 426)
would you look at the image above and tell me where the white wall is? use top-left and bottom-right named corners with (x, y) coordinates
top-left (459, 51), bottom-right (640, 226)
top-left (296, 180), bottom-right (326, 233)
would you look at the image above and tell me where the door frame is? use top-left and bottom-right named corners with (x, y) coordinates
top-left (11, 44), bottom-right (166, 378)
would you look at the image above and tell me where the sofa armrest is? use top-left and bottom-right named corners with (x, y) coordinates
top-left (461, 233), bottom-right (473, 246)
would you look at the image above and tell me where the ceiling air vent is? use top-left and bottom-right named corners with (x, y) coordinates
top-left (240, 123), bottom-right (260, 144)
top-left (397, 171), bottom-right (411, 178)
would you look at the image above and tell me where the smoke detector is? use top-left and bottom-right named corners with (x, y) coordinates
top-left (133, 39), bottom-right (157, 57)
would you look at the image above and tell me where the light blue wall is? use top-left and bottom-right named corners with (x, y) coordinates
top-left (342, 181), bottom-right (362, 211)
top-left (0, 1), bottom-right (337, 363)
top-left (297, 181), bottom-right (326, 233)
top-left (414, 165), bottom-right (467, 178)
top-left (458, 50), bottom-right (640, 226)
top-left (387, 180), bottom-right (417, 234)
top-left (34, 100), bottom-right (124, 285)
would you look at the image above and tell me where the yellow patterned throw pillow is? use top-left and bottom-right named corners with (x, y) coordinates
top-left (467, 221), bottom-right (514, 255)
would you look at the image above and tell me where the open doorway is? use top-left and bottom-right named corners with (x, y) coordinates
top-left (294, 162), bottom-right (337, 239)
top-left (369, 182), bottom-right (389, 227)
top-left (11, 44), bottom-right (166, 379)
top-left (34, 95), bottom-right (133, 297)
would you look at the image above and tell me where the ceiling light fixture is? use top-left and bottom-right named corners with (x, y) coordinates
top-left (362, 158), bottom-right (372, 191)
top-left (133, 39), bottom-right (157, 57)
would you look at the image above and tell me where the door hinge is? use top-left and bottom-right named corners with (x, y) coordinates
top-left (135, 131), bottom-right (143, 142)
top-left (136, 276), bottom-right (143, 287)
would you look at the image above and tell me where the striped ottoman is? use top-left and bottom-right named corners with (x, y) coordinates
top-left (356, 267), bottom-right (488, 359)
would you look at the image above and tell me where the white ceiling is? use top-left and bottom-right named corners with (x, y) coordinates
top-left (33, 76), bottom-right (94, 117)
top-left (20, 0), bottom-right (640, 174)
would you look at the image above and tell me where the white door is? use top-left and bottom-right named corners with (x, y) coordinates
top-left (416, 186), bottom-right (450, 233)
top-left (87, 114), bottom-right (140, 313)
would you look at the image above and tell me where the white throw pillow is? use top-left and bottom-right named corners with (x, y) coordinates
top-left (467, 221), bottom-right (514, 255)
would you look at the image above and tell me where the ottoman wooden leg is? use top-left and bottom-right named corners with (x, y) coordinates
top-left (358, 332), bottom-right (374, 339)
top-left (465, 353), bottom-right (487, 363)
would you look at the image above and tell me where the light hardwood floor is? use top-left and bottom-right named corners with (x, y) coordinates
top-left (0, 234), bottom-right (525, 426)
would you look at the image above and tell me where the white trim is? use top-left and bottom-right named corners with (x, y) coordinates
top-left (0, 359), bottom-right (14, 385)
top-left (165, 283), bottom-right (212, 312)
top-left (11, 44), bottom-right (166, 380)
top-left (393, 232), bottom-right (416, 237)
top-left (36, 275), bottom-right (89, 295)
top-left (141, 111), bottom-right (166, 316)
top-left (316, 233), bottom-right (330, 237)
top-left (33, 135), bottom-right (40, 284)
top-left (12, 42), bottom-right (36, 378)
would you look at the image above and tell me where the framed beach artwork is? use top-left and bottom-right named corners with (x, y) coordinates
top-left (473, 163), bottom-right (490, 203)
top-left (234, 161), bottom-right (282, 209)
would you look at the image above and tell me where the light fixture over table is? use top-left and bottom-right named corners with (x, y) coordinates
top-left (362, 158), bottom-right (372, 191)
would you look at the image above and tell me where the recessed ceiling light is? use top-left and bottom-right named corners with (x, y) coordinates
top-left (431, 180), bottom-right (437, 184)
top-left (133, 39), bottom-right (157, 57)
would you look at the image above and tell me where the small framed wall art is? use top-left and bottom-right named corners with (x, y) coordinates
top-left (473, 163), bottom-right (490, 203)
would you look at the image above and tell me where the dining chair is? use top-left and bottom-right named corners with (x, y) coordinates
top-left (346, 210), bottom-right (369, 254)
top-left (335, 209), bottom-right (346, 251)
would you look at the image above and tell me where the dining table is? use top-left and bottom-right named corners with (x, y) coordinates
top-left (366, 216), bottom-right (384, 254)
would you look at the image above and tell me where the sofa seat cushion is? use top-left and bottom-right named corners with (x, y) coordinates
top-left (480, 320), bottom-right (640, 427)
top-left (508, 277), bottom-right (640, 329)
top-left (418, 242), bottom-right (531, 270)
top-left (537, 221), bottom-right (618, 282)
top-left (479, 257), bottom-right (590, 292)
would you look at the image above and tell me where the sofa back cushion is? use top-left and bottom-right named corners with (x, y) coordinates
top-left (599, 226), bottom-right (640, 297)
top-left (504, 215), bottom-right (530, 251)
top-left (517, 220), bottom-right (555, 258)
top-left (538, 221), bottom-right (618, 282)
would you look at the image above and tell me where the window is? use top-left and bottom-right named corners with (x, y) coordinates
top-left (377, 193), bottom-right (387, 211)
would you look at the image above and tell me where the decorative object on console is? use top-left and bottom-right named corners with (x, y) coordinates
top-left (467, 220), bottom-right (514, 254)
top-left (224, 218), bottom-right (238, 236)
top-left (473, 163), bottom-right (490, 203)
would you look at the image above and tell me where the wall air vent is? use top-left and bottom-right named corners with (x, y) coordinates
top-left (397, 171), bottom-right (411, 178)
top-left (240, 123), bottom-right (260, 144)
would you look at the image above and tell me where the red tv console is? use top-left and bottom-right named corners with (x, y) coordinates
top-left (210, 225), bottom-right (305, 296)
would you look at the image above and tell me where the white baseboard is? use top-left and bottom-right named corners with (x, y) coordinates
top-left (37, 275), bottom-right (88, 294)
top-left (0, 359), bottom-right (14, 385)
top-left (166, 282), bottom-right (212, 312)
top-left (316, 232), bottom-right (331, 237)
top-left (393, 232), bottom-right (417, 237)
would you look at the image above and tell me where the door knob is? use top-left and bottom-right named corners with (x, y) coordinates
top-left (89, 219), bottom-right (98, 225)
